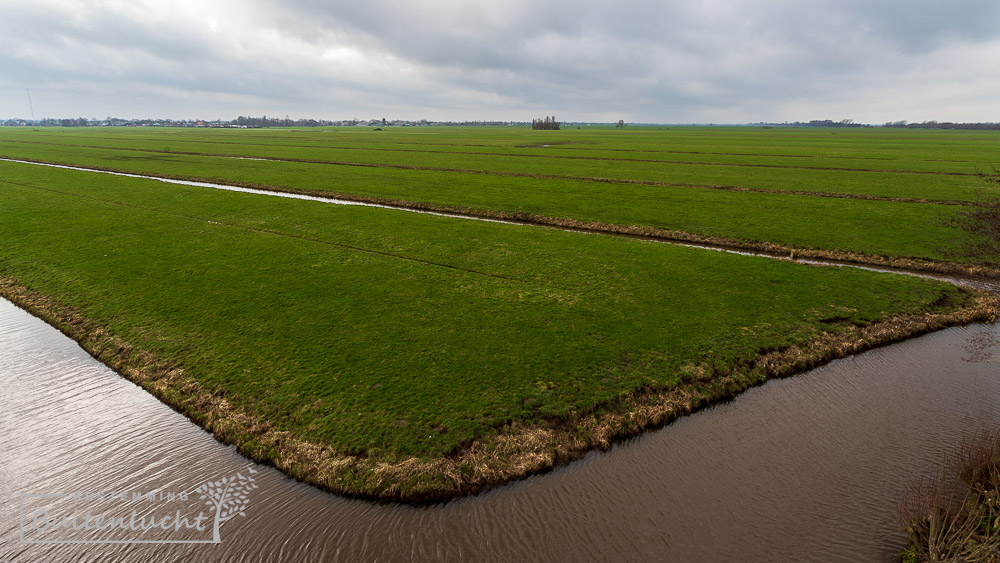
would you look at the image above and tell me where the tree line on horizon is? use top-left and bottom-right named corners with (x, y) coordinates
top-left (531, 116), bottom-right (560, 130)
top-left (0, 116), bottom-right (532, 128)
top-left (4, 115), bottom-right (1000, 130)
top-left (882, 120), bottom-right (1000, 130)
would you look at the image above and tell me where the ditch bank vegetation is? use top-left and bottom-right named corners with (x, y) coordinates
top-left (898, 429), bottom-right (1000, 561)
top-left (2, 277), bottom-right (996, 503)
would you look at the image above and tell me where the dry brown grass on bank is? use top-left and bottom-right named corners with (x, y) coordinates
top-left (3, 276), bottom-right (997, 503)
top-left (899, 429), bottom-right (1000, 562)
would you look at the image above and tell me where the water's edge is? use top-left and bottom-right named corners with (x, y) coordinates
top-left (4, 155), bottom-right (1000, 560)
top-left (2, 274), bottom-right (994, 504)
top-left (3, 296), bottom-right (998, 562)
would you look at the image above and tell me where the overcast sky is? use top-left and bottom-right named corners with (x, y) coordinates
top-left (2, 0), bottom-right (999, 123)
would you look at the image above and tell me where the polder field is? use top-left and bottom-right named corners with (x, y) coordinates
top-left (0, 125), bottom-right (997, 501)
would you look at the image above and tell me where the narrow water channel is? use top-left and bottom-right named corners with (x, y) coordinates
top-left (4, 157), bottom-right (982, 284)
top-left (2, 297), bottom-right (998, 562)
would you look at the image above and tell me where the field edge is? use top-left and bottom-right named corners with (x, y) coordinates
top-left (2, 275), bottom-right (996, 504)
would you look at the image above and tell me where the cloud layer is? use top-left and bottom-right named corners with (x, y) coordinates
top-left (2, 0), bottom-right (999, 122)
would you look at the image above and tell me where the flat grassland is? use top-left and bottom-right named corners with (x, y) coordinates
top-left (0, 126), bottom-right (996, 501)
top-left (2, 126), bottom-right (999, 268)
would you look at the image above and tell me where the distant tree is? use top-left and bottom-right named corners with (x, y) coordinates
top-left (531, 116), bottom-right (560, 130)
top-left (616, 120), bottom-right (625, 129)
top-left (882, 120), bottom-right (1000, 130)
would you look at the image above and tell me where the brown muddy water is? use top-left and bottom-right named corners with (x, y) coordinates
top-left (3, 299), bottom-right (999, 561)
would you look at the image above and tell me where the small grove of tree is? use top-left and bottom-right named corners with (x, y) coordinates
top-left (803, 119), bottom-right (863, 128)
top-left (616, 120), bottom-right (625, 129)
top-left (531, 116), bottom-right (560, 130)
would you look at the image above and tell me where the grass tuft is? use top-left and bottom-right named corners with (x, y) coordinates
top-left (899, 428), bottom-right (1000, 561)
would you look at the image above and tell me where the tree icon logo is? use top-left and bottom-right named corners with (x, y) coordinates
top-left (194, 467), bottom-right (259, 543)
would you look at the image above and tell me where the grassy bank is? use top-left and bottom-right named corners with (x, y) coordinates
top-left (1, 160), bottom-right (996, 501)
top-left (0, 126), bottom-right (995, 268)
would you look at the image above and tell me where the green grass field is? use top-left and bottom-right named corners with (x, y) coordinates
top-left (1, 126), bottom-right (997, 266)
top-left (0, 126), bottom-right (996, 500)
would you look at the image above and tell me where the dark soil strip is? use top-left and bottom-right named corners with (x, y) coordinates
top-left (0, 138), bottom-right (981, 177)
top-left (509, 142), bottom-right (985, 165)
top-left (0, 151), bottom-right (974, 207)
top-left (0, 137), bottom-right (977, 176)
top-left (12, 133), bottom-right (987, 167)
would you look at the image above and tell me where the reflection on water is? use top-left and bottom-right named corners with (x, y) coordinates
top-left (2, 297), bottom-right (998, 562)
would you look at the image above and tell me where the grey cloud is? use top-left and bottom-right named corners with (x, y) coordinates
top-left (2, 0), bottom-right (999, 121)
